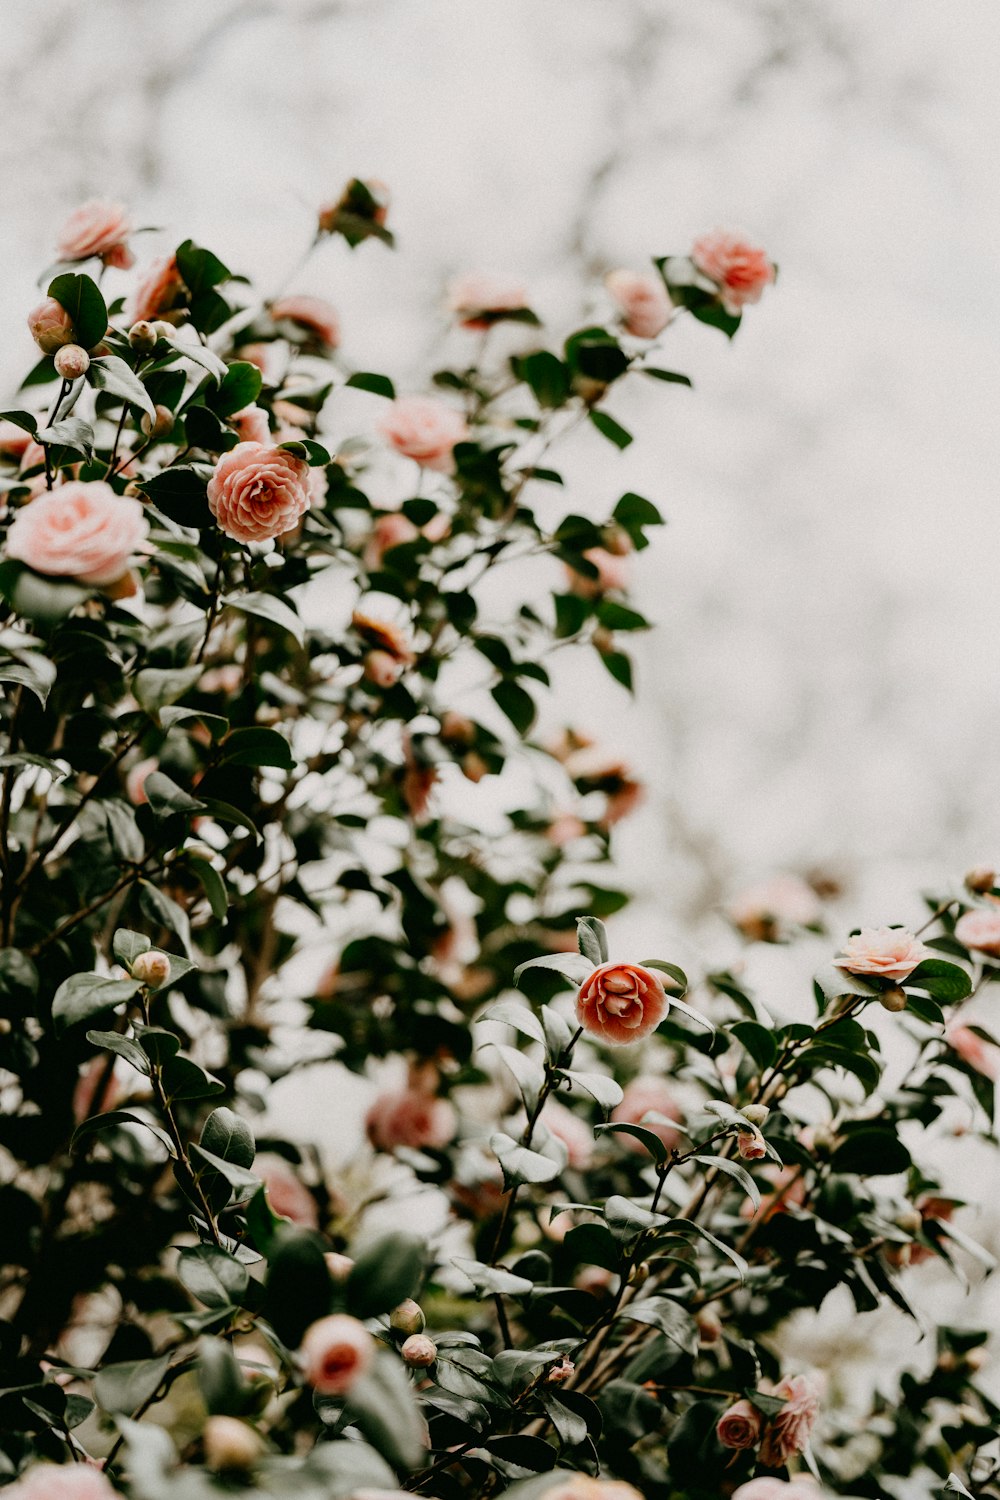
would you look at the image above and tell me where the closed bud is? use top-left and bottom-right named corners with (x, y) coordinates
top-left (324, 1251), bottom-right (354, 1282)
top-left (879, 986), bottom-right (908, 1013)
top-left (461, 752), bottom-right (488, 784)
top-left (601, 522), bottom-right (633, 557)
top-left (203, 1415), bottom-right (263, 1472)
top-left (965, 1346), bottom-right (988, 1372)
top-left (895, 1207), bottom-right (923, 1234)
top-left (740, 1103), bottom-right (770, 1126)
top-left (131, 950), bottom-right (171, 989)
top-left (401, 1333), bottom-right (436, 1368)
top-left (364, 649), bottom-right (401, 689)
top-left (141, 404), bottom-right (174, 440)
top-left (965, 865), bottom-right (996, 894)
top-left (27, 297), bottom-right (75, 354)
top-left (129, 320), bottom-right (158, 354)
top-left (184, 842), bottom-right (215, 862)
top-left (389, 1298), bottom-right (425, 1335)
top-left (591, 626), bottom-right (615, 655)
top-left (54, 344), bottom-right (90, 379)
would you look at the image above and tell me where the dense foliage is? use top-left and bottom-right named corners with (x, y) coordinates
top-left (0, 191), bottom-right (998, 1500)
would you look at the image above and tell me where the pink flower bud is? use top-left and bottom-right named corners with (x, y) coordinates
top-left (140, 405), bottom-right (174, 440)
top-left (27, 298), bottom-right (75, 354)
top-left (324, 1252), bottom-right (355, 1282)
top-left (54, 344), bottom-right (90, 379)
top-left (389, 1299), bottom-right (425, 1334)
top-left (965, 866), bottom-right (997, 895)
top-left (132, 950), bottom-right (171, 989)
top-left (879, 986), bottom-right (908, 1012)
top-left (737, 1126), bottom-right (767, 1160)
top-left (203, 1415), bottom-right (262, 1471)
top-left (740, 1103), bottom-right (770, 1126)
top-left (401, 1334), bottom-right (437, 1368)
top-left (546, 1357), bottom-right (575, 1383)
top-left (364, 649), bottom-right (402, 689)
top-left (300, 1313), bottom-right (373, 1394)
top-left (129, 321), bottom-right (158, 354)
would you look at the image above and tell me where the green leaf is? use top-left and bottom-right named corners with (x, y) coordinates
top-left (190, 1142), bottom-right (259, 1200)
top-left (88, 356), bottom-right (156, 420)
top-left (588, 410), bottom-right (633, 450)
top-left (595, 1120), bottom-right (670, 1163)
top-left (94, 1354), bottom-right (170, 1416)
top-left (802, 1042), bottom-right (882, 1096)
top-left (480, 997), bottom-right (546, 1046)
top-left (0, 410), bottom-right (38, 436)
top-left (112, 929), bottom-right (151, 967)
top-left (72, 1109), bottom-right (176, 1158)
top-left (491, 1131), bottom-right (562, 1189)
top-left (52, 973), bottom-right (140, 1033)
top-left (218, 725), bottom-right (294, 771)
top-left (830, 1129), bottom-right (912, 1177)
top-left (137, 467), bottom-right (211, 528)
top-left (201, 1106), bottom-right (256, 1169)
top-left (175, 239), bottom-right (231, 296)
top-left (133, 663), bottom-right (205, 717)
top-left (576, 915), bottom-right (608, 965)
top-left (197, 1337), bottom-right (250, 1418)
top-left (142, 771), bottom-right (205, 819)
top-left (0, 653), bottom-right (57, 707)
top-left (278, 438), bottom-right (331, 466)
top-left (189, 856), bottom-right (228, 920)
top-left (264, 1226), bottom-right (332, 1346)
top-left (689, 1153), bottom-right (760, 1210)
top-left (209, 361), bottom-right (263, 418)
top-left (85, 1030), bottom-right (150, 1076)
top-left (730, 1020), bottom-right (777, 1070)
top-left (346, 371), bottom-right (395, 399)
top-left (36, 416), bottom-right (95, 462)
top-left (513, 952), bottom-right (594, 986)
top-left (666, 1217), bottom-right (749, 1281)
top-left (906, 959), bottom-right (972, 1003)
top-left (512, 351), bottom-right (571, 408)
top-left (342, 1353), bottom-right (427, 1469)
top-left (451, 1257), bottom-right (533, 1298)
top-left (223, 591), bottom-right (305, 646)
top-left (48, 272), bottom-right (108, 350)
top-left (484, 1042), bottom-right (546, 1113)
top-left (618, 1296), bottom-right (699, 1353)
top-left (346, 1231), bottom-right (427, 1317)
top-left (640, 367), bottom-right (693, 387)
top-left (492, 679), bottom-right (536, 735)
top-left (563, 1070), bottom-right (623, 1111)
top-left (178, 1245), bottom-right (249, 1310)
top-left (813, 963), bottom-right (882, 1002)
top-left (162, 1055), bottom-right (226, 1103)
top-left (596, 601), bottom-right (649, 632)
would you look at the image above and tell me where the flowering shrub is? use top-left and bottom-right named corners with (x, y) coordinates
top-left (0, 188), bottom-right (997, 1500)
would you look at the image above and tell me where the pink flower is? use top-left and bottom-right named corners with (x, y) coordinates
top-left (566, 547), bottom-right (629, 598)
top-left (728, 874), bottom-right (822, 942)
top-left (611, 1076), bottom-right (682, 1153)
top-left (5, 483), bottom-right (147, 586)
top-left (955, 907), bottom-right (1000, 958)
top-left (716, 1398), bottom-right (762, 1450)
top-left (364, 510), bottom-right (420, 569)
top-left (576, 961), bottom-right (670, 1046)
top-left (56, 199), bottom-right (134, 269)
top-left (27, 298), bottom-right (75, 354)
top-left (379, 396), bottom-right (468, 473)
top-left (207, 442), bottom-right (312, 543)
top-left (126, 256), bottom-right (186, 325)
top-left (737, 1126), bottom-right (768, 1160)
top-left (10, 1466), bottom-right (118, 1500)
top-left (0, 421), bottom-right (33, 460)
top-left (299, 1313), bottom-right (373, 1395)
top-left (540, 1099), bottom-right (594, 1169)
top-left (125, 756), bottom-right (158, 806)
top-left (447, 272), bottom-right (529, 330)
top-left (366, 1087), bottom-right (456, 1153)
top-left (759, 1373), bottom-right (821, 1468)
top-left (605, 269), bottom-right (672, 339)
top-left (690, 229), bottom-right (775, 314)
top-left (545, 1478), bottom-right (644, 1500)
top-left (270, 295), bottom-right (341, 351)
top-left (734, 1482), bottom-right (820, 1500)
top-left (231, 406), bottom-right (271, 445)
top-left (834, 927), bottom-right (932, 982)
top-left (257, 1153), bottom-right (319, 1228)
top-left (945, 1022), bottom-right (1000, 1081)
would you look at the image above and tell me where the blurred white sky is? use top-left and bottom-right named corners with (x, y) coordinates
top-left (3, 0), bottom-right (1000, 940)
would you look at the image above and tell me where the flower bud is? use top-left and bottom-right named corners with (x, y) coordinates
top-left (879, 986), bottom-right (908, 1013)
top-left (141, 404), bottom-right (174, 440)
top-left (54, 344), bottom-right (90, 379)
top-left (591, 627), bottom-right (615, 655)
top-left (601, 522), bottom-right (633, 557)
top-left (895, 1207), bottom-right (922, 1234)
top-left (27, 297), bottom-right (75, 354)
top-left (629, 1261), bottom-right (650, 1286)
top-left (131, 950), bottom-right (171, 989)
top-left (740, 1103), bottom-right (770, 1126)
top-left (324, 1251), bottom-right (354, 1282)
top-left (696, 1308), bottom-right (723, 1345)
top-left (461, 752), bottom-right (488, 784)
top-left (737, 1126), bottom-right (767, 1160)
top-left (965, 865), bottom-right (996, 894)
top-left (401, 1334), bottom-right (437, 1368)
top-left (129, 321), bottom-right (158, 354)
top-left (389, 1298), bottom-right (425, 1335)
top-left (965, 1346), bottom-right (988, 1372)
top-left (203, 1415), bottom-right (263, 1472)
top-left (546, 1357), bottom-right (575, 1384)
top-left (364, 649), bottom-right (401, 689)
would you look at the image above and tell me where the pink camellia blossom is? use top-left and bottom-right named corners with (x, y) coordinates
top-left (566, 547), bottom-right (629, 598)
top-left (9, 1465), bottom-right (119, 1500)
top-left (447, 272), bottom-right (529, 330)
top-left (379, 396), bottom-right (469, 473)
top-left (611, 1075), bottom-right (682, 1154)
top-left (256, 1153), bottom-right (320, 1228)
top-left (690, 229), bottom-right (775, 314)
top-left (734, 1482), bottom-right (820, 1500)
top-left (737, 1126), bottom-right (768, 1160)
top-left (299, 1313), bottom-right (373, 1395)
top-left (366, 1086), bottom-right (456, 1153)
top-left (540, 1099), bottom-right (594, 1170)
top-left (545, 1477), bottom-right (644, 1500)
top-left (56, 199), bottom-right (134, 269)
top-left (759, 1373), bottom-right (822, 1468)
top-left (955, 907), bottom-right (1000, 958)
top-left (728, 874), bottom-right (822, 942)
top-left (270, 295), bottom-right (341, 351)
top-left (576, 961), bottom-right (670, 1046)
top-left (834, 926), bottom-right (932, 982)
top-left (207, 442), bottom-right (312, 543)
top-left (945, 1022), bottom-right (1000, 1081)
top-left (27, 297), bottom-right (75, 354)
top-left (605, 269), bottom-right (672, 339)
top-left (716, 1397), bottom-right (763, 1450)
top-left (0, 421), bottom-right (32, 460)
top-left (231, 406), bottom-right (271, 446)
top-left (126, 255), bottom-right (187, 325)
top-left (5, 482), bottom-right (148, 587)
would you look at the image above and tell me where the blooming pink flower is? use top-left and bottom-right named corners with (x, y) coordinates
top-left (56, 199), bottom-right (134, 269)
top-left (728, 874), bottom-right (822, 942)
top-left (5, 483), bottom-right (147, 586)
top-left (605, 269), bottom-right (672, 339)
top-left (379, 396), bottom-right (468, 473)
top-left (716, 1397), bottom-right (763, 1450)
top-left (9, 1466), bottom-right (118, 1500)
top-left (126, 255), bottom-right (187, 325)
top-left (447, 272), bottom-right (529, 330)
top-left (759, 1373), bottom-right (822, 1468)
top-left (945, 1022), bottom-right (1000, 1081)
top-left (207, 442), bottom-right (312, 543)
top-left (256, 1153), bottom-right (319, 1228)
top-left (955, 907), bottom-right (1000, 958)
top-left (576, 961), bottom-right (670, 1046)
top-left (834, 927), bottom-right (932, 982)
top-left (270, 295), bottom-right (341, 350)
top-left (566, 547), bottom-right (629, 598)
top-left (611, 1075), bottom-right (682, 1153)
top-left (540, 1099), bottom-right (594, 1170)
top-left (231, 406), bottom-right (271, 445)
top-left (27, 298), bottom-right (75, 354)
top-left (734, 1482), bottom-right (820, 1500)
top-left (691, 229), bottom-right (775, 314)
top-left (299, 1313), bottom-right (373, 1395)
top-left (366, 1086), bottom-right (456, 1153)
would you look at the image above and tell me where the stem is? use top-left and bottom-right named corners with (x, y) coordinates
top-left (195, 557), bottom-right (224, 664)
top-left (0, 686), bottom-right (25, 943)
